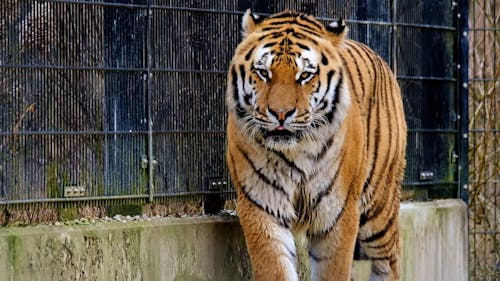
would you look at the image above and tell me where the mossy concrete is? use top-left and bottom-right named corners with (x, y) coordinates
top-left (0, 199), bottom-right (466, 281)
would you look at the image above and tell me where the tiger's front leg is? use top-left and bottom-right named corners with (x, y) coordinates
top-left (237, 191), bottom-right (298, 281)
top-left (307, 198), bottom-right (360, 281)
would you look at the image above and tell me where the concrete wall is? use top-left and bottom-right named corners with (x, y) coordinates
top-left (0, 199), bottom-right (467, 281)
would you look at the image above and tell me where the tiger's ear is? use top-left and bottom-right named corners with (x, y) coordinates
top-left (242, 9), bottom-right (261, 38)
top-left (325, 18), bottom-right (348, 46)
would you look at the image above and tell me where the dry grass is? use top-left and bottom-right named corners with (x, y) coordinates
top-left (468, 0), bottom-right (500, 279)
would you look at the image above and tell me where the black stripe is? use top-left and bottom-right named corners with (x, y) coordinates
top-left (362, 59), bottom-right (381, 192)
top-left (272, 150), bottom-right (305, 178)
top-left (365, 67), bottom-right (395, 210)
top-left (311, 151), bottom-right (345, 210)
top-left (234, 65), bottom-right (248, 118)
top-left (239, 65), bottom-right (246, 83)
top-left (309, 175), bottom-right (354, 237)
top-left (231, 65), bottom-right (239, 103)
top-left (257, 32), bottom-right (279, 41)
top-left (296, 42), bottom-right (310, 50)
top-left (366, 201), bottom-right (385, 223)
top-left (267, 12), bottom-right (299, 20)
top-left (331, 72), bottom-right (343, 105)
top-left (243, 94), bottom-right (252, 106)
top-left (360, 213), bottom-right (368, 226)
top-left (237, 144), bottom-right (290, 198)
top-left (346, 41), bottom-right (375, 84)
top-left (261, 22), bottom-right (322, 37)
top-left (291, 32), bottom-right (306, 39)
top-left (245, 46), bottom-right (255, 60)
top-left (261, 27), bottom-right (281, 32)
top-left (230, 150), bottom-right (291, 229)
top-left (263, 42), bottom-right (276, 48)
top-left (324, 72), bottom-right (343, 123)
top-left (345, 47), bottom-right (366, 102)
top-left (236, 105), bottom-right (246, 119)
top-left (311, 150), bottom-right (345, 207)
top-left (316, 134), bottom-right (335, 161)
top-left (360, 213), bottom-right (395, 243)
top-left (363, 156), bottom-right (399, 227)
top-left (308, 250), bottom-right (330, 262)
top-left (365, 228), bottom-right (398, 249)
top-left (321, 53), bottom-right (329, 65)
top-left (240, 185), bottom-right (291, 228)
top-left (316, 70), bottom-right (335, 108)
top-left (294, 22), bottom-right (322, 36)
top-left (371, 255), bottom-right (393, 262)
top-left (238, 65), bottom-right (249, 106)
top-left (299, 14), bottom-right (323, 30)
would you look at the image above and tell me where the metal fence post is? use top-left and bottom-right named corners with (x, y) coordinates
top-left (146, 0), bottom-right (155, 203)
top-left (457, 0), bottom-right (469, 203)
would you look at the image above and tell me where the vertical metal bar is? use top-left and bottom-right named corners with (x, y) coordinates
top-left (493, 1), bottom-right (498, 276)
top-left (469, 1), bottom-right (476, 278)
top-left (391, 0), bottom-right (397, 74)
top-left (146, 0), bottom-right (154, 202)
top-left (457, 0), bottom-right (469, 203)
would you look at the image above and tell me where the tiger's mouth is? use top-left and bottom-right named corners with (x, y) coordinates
top-left (262, 128), bottom-right (297, 142)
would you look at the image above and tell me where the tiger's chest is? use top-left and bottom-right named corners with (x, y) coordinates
top-left (242, 136), bottom-right (347, 230)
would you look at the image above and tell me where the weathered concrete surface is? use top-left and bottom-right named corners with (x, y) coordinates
top-left (399, 199), bottom-right (468, 281)
top-left (0, 217), bottom-right (251, 281)
top-left (0, 199), bottom-right (467, 281)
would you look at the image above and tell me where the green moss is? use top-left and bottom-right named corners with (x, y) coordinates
top-left (107, 204), bottom-right (143, 217)
top-left (58, 208), bottom-right (78, 221)
top-left (7, 234), bottom-right (20, 278)
top-left (174, 271), bottom-right (203, 281)
top-left (46, 162), bottom-right (59, 198)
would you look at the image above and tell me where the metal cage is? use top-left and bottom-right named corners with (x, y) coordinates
top-left (0, 1), bottom-right (468, 207)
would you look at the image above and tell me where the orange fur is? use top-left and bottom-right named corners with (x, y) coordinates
top-left (226, 10), bottom-right (406, 281)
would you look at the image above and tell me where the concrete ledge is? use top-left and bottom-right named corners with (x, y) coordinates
top-left (399, 199), bottom-right (468, 281)
top-left (0, 199), bottom-right (467, 281)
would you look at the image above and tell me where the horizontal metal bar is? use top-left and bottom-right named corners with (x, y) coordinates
top-left (469, 180), bottom-right (500, 184)
top-left (45, 0), bottom-right (147, 9)
top-left (469, 27), bottom-right (500, 31)
top-left (469, 78), bottom-right (500, 82)
top-left (0, 194), bottom-right (150, 205)
top-left (0, 191), bottom-right (235, 205)
top-left (0, 130), bottom-right (227, 136)
top-left (5, 65), bottom-right (457, 80)
top-left (397, 75), bottom-right (456, 82)
top-left (1, 129), bottom-right (462, 136)
top-left (469, 129), bottom-right (500, 133)
top-left (0, 64), bottom-right (147, 72)
top-left (150, 5), bottom-right (244, 15)
top-left (407, 129), bottom-right (458, 133)
top-left (395, 21), bottom-right (456, 31)
top-left (152, 191), bottom-right (235, 197)
top-left (469, 230), bottom-right (500, 235)
top-left (340, 18), bottom-right (456, 31)
top-left (0, 64), bottom-right (228, 74)
top-left (150, 68), bottom-right (227, 74)
top-left (403, 181), bottom-right (457, 187)
top-left (0, 130), bottom-right (149, 136)
top-left (152, 130), bottom-right (226, 135)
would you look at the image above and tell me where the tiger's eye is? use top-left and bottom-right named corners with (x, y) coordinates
top-left (300, 72), bottom-right (311, 79)
top-left (259, 69), bottom-right (268, 77)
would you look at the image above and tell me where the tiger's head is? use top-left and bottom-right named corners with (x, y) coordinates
top-left (227, 10), bottom-right (351, 151)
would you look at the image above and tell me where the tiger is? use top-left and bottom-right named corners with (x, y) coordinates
top-left (226, 9), bottom-right (406, 281)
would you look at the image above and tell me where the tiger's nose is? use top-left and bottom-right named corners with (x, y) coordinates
top-left (268, 107), bottom-right (296, 124)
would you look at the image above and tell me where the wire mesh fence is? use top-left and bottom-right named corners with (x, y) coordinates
top-left (1, 0), bottom-right (466, 214)
top-left (468, 0), bottom-right (499, 280)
